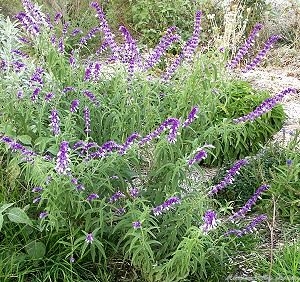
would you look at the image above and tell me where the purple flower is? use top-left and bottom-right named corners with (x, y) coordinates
top-left (39, 211), bottom-right (48, 219)
top-left (188, 148), bottom-right (208, 167)
top-left (228, 23), bottom-right (263, 69)
top-left (233, 88), bottom-right (297, 123)
top-left (129, 187), bottom-right (139, 198)
top-left (31, 87), bottom-right (41, 102)
top-left (182, 106), bottom-right (199, 127)
top-left (85, 233), bottom-right (94, 244)
top-left (132, 221), bottom-right (142, 229)
top-left (286, 159), bottom-right (292, 166)
top-left (144, 26), bottom-right (180, 70)
top-left (200, 210), bottom-right (218, 234)
top-left (224, 214), bottom-right (267, 237)
top-left (86, 193), bottom-right (99, 202)
top-left (58, 37), bottom-right (65, 53)
top-left (229, 184), bottom-right (270, 222)
top-left (54, 12), bottom-right (62, 24)
top-left (71, 28), bottom-right (82, 36)
top-left (62, 22), bottom-right (70, 35)
top-left (15, 11), bottom-right (39, 35)
top-left (70, 99), bottom-right (80, 113)
top-left (69, 50), bottom-right (76, 67)
top-left (30, 67), bottom-right (44, 86)
top-left (96, 40), bottom-right (109, 55)
top-left (188, 144), bottom-right (214, 167)
top-left (83, 106), bottom-right (91, 133)
top-left (83, 90), bottom-right (100, 106)
top-left (208, 159), bottom-right (249, 196)
top-left (109, 191), bottom-right (125, 203)
top-left (152, 196), bottom-right (181, 216)
top-left (49, 109), bottom-right (61, 136)
top-left (139, 118), bottom-right (180, 145)
top-left (119, 133), bottom-right (140, 155)
top-left (18, 36), bottom-right (30, 44)
top-left (45, 92), bottom-right (55, 102)
top-left (17, 90), bottom-right (24, 99)
top-left (33, 196), bottom-right (41, 203)
top-left (11, 49), bottom-right (28, 58)
top-left (32, 186), bottom-right (43, 192)
top-left (90, 2), bottom-right (119, 58)
top-left (242, 35), bottom-right (281, 72)
top-left (162, 11), bottom-right (202, 80)
top-left (84, 62), bottom-right (101, 82)
top-left (0, 136), bottom-right (36, 161)
top-left (55, 141), bottom-right (70, 175)
top-left (63, 86), bottom-right (75, 93)
top-left (79, 27), bottom-right (101, 46)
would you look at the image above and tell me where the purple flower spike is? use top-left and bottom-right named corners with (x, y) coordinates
top-left (188, 144), bottom-right (213, 167)
top-left (55, 141), bottom-right (70, 175)
top-left (242, 35), bottom-right (281, 72)
top-left (152, 196), bottom-right (181, 216)
top-left (86, 193), bottom-right (99, 202)
top-left (71, 28), bottom-right (82, 36)
top-left (0, 136), bottom-right (36, 161)
top-left (83, 90), bottom-right (100, 106)
top-left (30, 67), bottom-right (44, 86)
top-left (33, 196), bottom-right (41, 203)
top-left (139, 117), bottom-right (180, 145)
top-left (90, 2), bottom-right (119, 59)
top-left (39, 211), bottom-right (48, 219)
top-left (62, 22), bottom-right (70, 35)
top-left (32, 186), bottom-right (43, 193)
top-left (228, 23), bottom-right (263, 69)
top-left (79, 27), bottom-right (101, 46)
top-left (83, 106), bottom-right (91, 133)
top-left (162, 11), bottom-right (202, 80)
top-left (233, 88), bottom-right (297, 123)
top-left (63, 86), bottom-right (76, 93)
top-left (188, 149), bottom-right (207, 167)
top-left (54, 12), bottom-right (62, 24)
top-left (70, 99), bottom-right (80, 113)
top-left (69, 50), bottom-right (76, 67)
top-left (225, 214), bottom-right (267, 237)
top-left (129, 187), bottom-right (139, 198)
top-left (200, 210), bottom-right (218, 234)
top-left (119, 133), bottom-right (141, 155)
top-left (45, 92), bottom-right (55, 102)
top-left (17, 90), bottom-right (24, 99)
top-left (85, 233), bottom-right (94, 244)
top-left (229, 184), bottom-right (270, 222)
top-left (183, 106), bottom-right (199, 127)
top-left (109, 191), bottom-right (125, 203)
top-left (119, 25), bottom-right (140, 64)
top-left (31, 87), bottom-right (41, 102)
top-left (132, 221), bottom-right (142, 229)
top-left (208, 159), bottom-right (249, 196)
top-left (144, 26), bottom-right (180, 70)
top-left (49, 109), bottom-right (61, 136)
top-left (58, 37), bottom-right (65, 53)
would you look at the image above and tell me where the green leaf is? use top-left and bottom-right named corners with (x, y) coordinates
top-left (17, 135), bottom-right (32, 145)
top-left (0, 213), bottom-right (3, 231)
top-left (6, 207), bottom-right (32, 226)
top-left (26, 241), bottom-right (46, 259)
top-left (0, 203), bottom-right (14, 214)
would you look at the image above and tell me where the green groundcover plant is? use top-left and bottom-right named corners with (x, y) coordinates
top-left (0, 1), bottom-right (295, 281)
